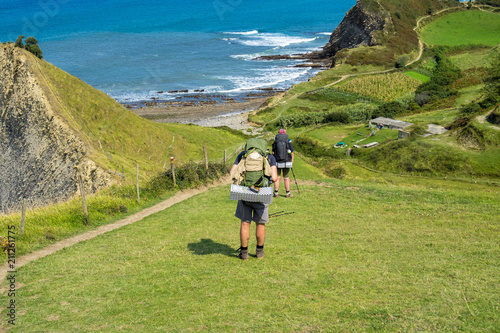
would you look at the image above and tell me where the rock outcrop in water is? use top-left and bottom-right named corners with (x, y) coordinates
top-left (0, 44), bottom-right (110, 213)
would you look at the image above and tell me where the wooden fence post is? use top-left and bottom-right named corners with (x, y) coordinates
top-left (78, 172), bottom-right (89, 224)
top-left (224, 149), bottom-right (227, 165)
top-left (20, 199), bottom-right (26, 235)
top-left (171, 156), bottom-right (176, 187)
top-left (203, 145), bottom-right (208, 170)
top-left (136, 163), bottom-right (140, 205)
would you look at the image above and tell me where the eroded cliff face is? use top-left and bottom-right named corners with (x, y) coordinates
top-left (313, 0), bottom-right (389, 64)
top-left (0, 45), bottom-right (110, 213)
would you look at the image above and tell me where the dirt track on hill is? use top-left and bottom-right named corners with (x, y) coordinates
top-left (0, 177), bottom-right (330, 284)
top-left (0, 176), bottom-right (232, 284)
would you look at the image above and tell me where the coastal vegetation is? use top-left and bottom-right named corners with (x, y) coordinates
top-left (14, 35), bottom-right (43, 58)
top-left (1, 1), bottom-right (499, 331)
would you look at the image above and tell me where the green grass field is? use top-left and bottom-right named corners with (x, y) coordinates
top-left (2, 5), bottom-right (500, 332)
top-left (420, 10), bottom-right (500, 46)
top-left (3, 178), bottom-right (498, 332)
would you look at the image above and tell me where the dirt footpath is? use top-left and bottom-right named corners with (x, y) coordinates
top-left (0, 176), bottom-right (231, 283)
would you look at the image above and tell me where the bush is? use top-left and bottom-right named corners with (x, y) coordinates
top-left (460, 102), bottom-right (482, 116)
top-left (486, 107), bottom-right (500, 124)
top-left (479, 53), bottom-right (500, 109)
top-left (276, 104), bottom-right (374, 129)
top-left (395, 55), bottom-right (409, 68)
top-left (414, 49), bottom-right (462, 106)
top-left (372, 101), bottom-right (406, 118)
top-left (144, 162), bottom-right (227, 196)
top-left (294, 136), bottom-right (346, 159)
top-left (446, 115), bottom-right (473, 130)
top-left (24, 36), bottom-right (43, 59)
top-left (457, 123), bottom-right (487, 149)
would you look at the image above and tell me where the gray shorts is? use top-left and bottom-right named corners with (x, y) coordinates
top-left (235, 200), bottom-right (269, 223)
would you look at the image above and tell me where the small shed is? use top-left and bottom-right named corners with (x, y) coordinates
top-left (363, 142), bottom-right (379, 148)
top-left (370, 117), bottom-right (413, 130)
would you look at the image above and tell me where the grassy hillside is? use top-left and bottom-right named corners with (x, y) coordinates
top-left (27, 51), bottom-right (246, 181)
top-left (420, 10), bottom-right (500, 46)
top-left (4, 177), bottom-right (498, 331)
top-left (0, 50), bottom-right (248, 257)
top-left (250, 6), bottom-right (500, 181)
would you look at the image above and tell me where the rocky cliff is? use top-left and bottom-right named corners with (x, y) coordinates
top-left (311, 0), bottom-right (450, 67)
top-left (320, 0), bottom-right (387, 60)
top-left (0, 45), bottom-right (110, 213)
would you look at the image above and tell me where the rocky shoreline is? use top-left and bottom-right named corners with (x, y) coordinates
top-left (126, 89), bottom-right (284, 131)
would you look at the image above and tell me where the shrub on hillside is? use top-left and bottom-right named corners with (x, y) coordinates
top-left (354, 139), bottom-right (470, 175)
top-left (144, 162), bottom-right (227, 197)
top-left (414, 49), bottom-right (462, 106)
top-left (479, 53), bottom-right (500, 109)
top-left (460, 102), bottom-right (482, 116)
top-left (475, 0), bottom-right (500, 6)
top-left (486, 107), bottom-right (500, 124)
top-left (24, 37), bottom-right (43, 59)
top-left (395, 55), bottom-right (409, 68)
top-left (457, 123), bottom-right (488, 149)
top-left (276, 104), bottom-right (374, 129)
top-left (446, 115), bottom-right (473, 130)
top-left (294, 136), bottom-right (345, 159)
top-left (14, 35), bottom-right (43, 59)
top-left (372, 101), bottom-right (406, 118)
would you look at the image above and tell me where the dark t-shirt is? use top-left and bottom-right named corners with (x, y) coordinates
top-left (234, 151), bottom-right (277, 167)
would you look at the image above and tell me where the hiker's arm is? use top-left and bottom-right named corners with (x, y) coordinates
top-left (291, 152), bottom-right (294, 164)
top-left (230, 163), bottom-right (238, 175)
top-left (271, 166), bottom-right (278, 183)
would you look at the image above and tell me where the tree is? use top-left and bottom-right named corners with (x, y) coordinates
top-left (14, 35), bottom-right (25, 48)
top-left (24, 36), bottom-right (43, 59)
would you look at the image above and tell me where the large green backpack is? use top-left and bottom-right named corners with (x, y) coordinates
top-left (242, 138), bottom-right (270, 188)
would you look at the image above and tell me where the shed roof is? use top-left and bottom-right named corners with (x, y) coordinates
top-left (370, 117), bottom-right (413, 129)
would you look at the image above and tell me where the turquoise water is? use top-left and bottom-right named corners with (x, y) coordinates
top-left (0, 0), bottom-right (356, 102)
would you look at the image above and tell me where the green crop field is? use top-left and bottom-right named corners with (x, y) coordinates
top-left (3, 178), bottom-right (498, 332)
top-left (337, 73), bottom-right (421, 102)
top-left (420, 10), bottom-right (500, 46)
top-left (404, 71), bottom-right (431, 83)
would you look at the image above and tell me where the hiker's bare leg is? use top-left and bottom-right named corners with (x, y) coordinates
top-left (284, 177), bottom-right (291, 192)
top-left (240, 221), bottom-right (251, 247)
top-left (274, 177), bottom-right (280, 192)
top-left (256, 223), bottom-right (265, 246)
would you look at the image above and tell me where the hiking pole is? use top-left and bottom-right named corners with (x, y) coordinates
top-left (290, 168), bottom-right (300, 195)
top-left (269, 210), bottom-right (284, 216)
top-left (270, 212), bottom-right (295, 218)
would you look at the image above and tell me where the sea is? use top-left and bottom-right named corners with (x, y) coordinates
top-left (0, 0), bottom-right (356, 104)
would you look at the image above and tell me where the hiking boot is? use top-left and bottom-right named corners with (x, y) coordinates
top-left (256, 247), bottom-right (264, 259)
top-left (238, 247), bottom-right (249, 260)
top-left (273, 191), bottom-right (279, 198)
top-left (286, 192), bottom-right (293, 198)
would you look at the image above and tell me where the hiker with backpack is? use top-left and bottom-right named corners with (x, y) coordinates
top-left (272, 129), bottom-right (294, 198)
top-left (230, 138), bottom-right (278, 260)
